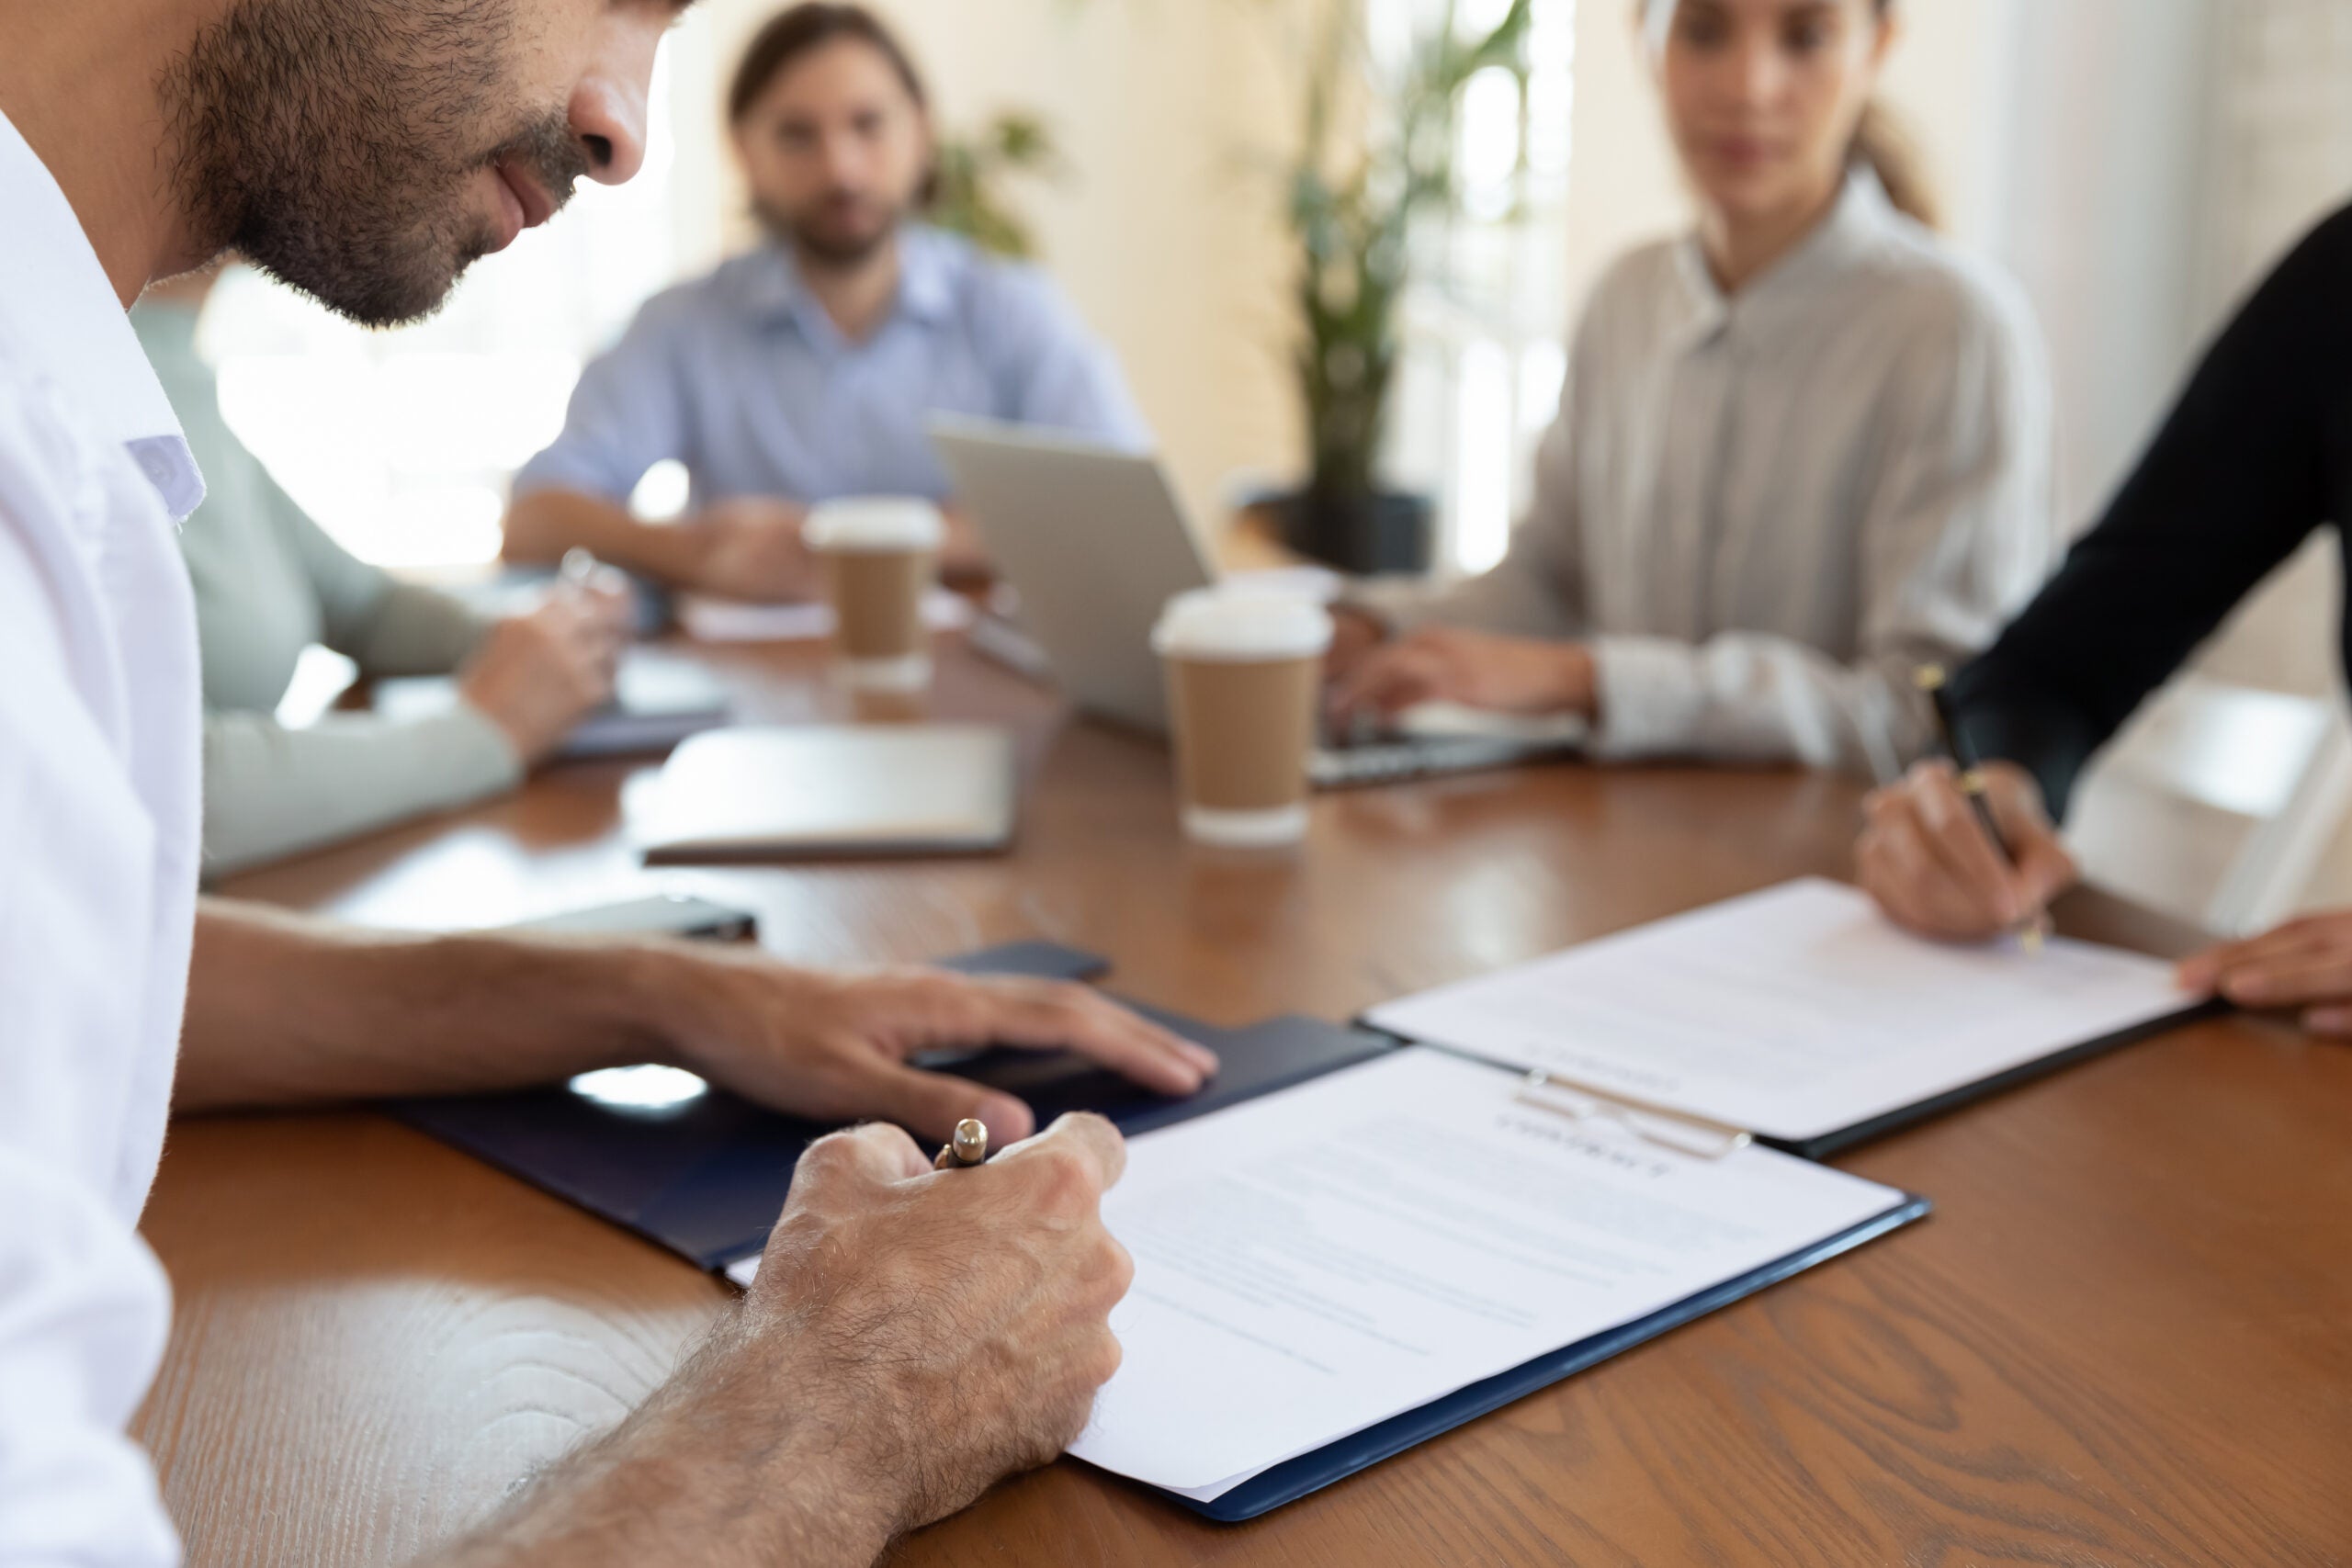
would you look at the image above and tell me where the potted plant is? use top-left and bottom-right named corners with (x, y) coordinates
top-left (929, 110), bottom-right (1066, 260)
top-left (1269, 0), bottom-right (1532, 575)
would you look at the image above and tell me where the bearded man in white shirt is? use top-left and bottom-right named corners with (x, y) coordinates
top-left (0, 4), bottom-right (1224, 1566)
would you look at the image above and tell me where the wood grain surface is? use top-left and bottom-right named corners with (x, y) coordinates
top-left (139, 635), bottom-right (2352, 1567)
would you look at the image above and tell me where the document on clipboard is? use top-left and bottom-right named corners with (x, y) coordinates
top-left (1069, 1047), bottom-right (1919, 1512)
top-left (1364, 878), bottom-right (2201, 1158)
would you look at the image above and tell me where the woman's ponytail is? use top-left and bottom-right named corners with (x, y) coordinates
top-left (1850, 98), bottom-right (1940, 231)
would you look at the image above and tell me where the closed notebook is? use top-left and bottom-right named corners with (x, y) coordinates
top-left (630, 724), bottom-right (1018, 863)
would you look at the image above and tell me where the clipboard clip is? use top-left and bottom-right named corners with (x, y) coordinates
top-left (1511, 1070), bottom-right (1754, 1161)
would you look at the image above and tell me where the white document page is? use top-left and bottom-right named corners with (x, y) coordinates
top-left (1068, 1047), bottom-right (1906, 1498)
top-left (1367, 877), bottom-right (2190, 1145)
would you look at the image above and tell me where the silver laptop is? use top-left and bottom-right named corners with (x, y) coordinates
top-left (930, 417), bottom-right (1583, 788)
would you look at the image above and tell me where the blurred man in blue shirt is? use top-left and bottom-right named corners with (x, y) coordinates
top-left (503, 3), bottom-right (1148, 601)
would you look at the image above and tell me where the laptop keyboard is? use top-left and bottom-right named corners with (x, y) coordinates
top-left (1309, 734), bottom-right (1576, 790)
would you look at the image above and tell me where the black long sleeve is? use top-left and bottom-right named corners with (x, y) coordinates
top-left (1950, 202), bottom-right (2352, 818)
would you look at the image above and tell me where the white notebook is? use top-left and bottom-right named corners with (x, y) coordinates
top-left (1366, 878), bottom-right (2196, 1152)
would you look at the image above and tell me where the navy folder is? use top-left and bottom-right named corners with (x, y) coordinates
top-left (1757, 999), bottom-right (2226, 1160)
top-left (390, 939), bottom-right (1928, 1522)
top-left (390, 941), bottom-right (1396, 1275)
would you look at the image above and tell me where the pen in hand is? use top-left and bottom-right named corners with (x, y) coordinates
top-left (933, 1118), bottom-right (989, 1171)
top-left (1914, 664), bottom-right (2052, 954)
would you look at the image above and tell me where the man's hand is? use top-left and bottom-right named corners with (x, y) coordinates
top-left (1328, 626), bottom-right (1598, 722)
top-left (1857, 760), bottom-right (2079, 940)
top-left (680, 497), bottom-right (818, 603)
top-left (658, 953), bottom-right (1220, 1141)
top-left (457, 584), bottom-right (630, 763)
top-left (2176, 913), bottom-right (2352, 1033)
top-left (744, 1115), bottom-right (1133, 1528)
top-left (441, 1114), bottom-right (1135, 1567)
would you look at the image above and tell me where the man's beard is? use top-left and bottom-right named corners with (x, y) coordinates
top-left (753, 191), bottom-right (908, 273)
top-left (160, 0), bottom-right (589, 327)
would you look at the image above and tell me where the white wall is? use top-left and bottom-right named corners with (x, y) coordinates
top-left (1559, 0), bottom-right (2022, 321)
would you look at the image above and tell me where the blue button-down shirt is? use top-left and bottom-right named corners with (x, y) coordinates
top-left (514, 226), bottom-right (1148, 508)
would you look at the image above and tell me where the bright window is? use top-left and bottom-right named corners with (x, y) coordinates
top-left (196, 18), bottom-right (718, 570)
top-left (1372, 0), bottom-right (1577, 576)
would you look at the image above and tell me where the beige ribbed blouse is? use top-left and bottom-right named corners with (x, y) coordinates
top-left (1363, 174), bottom-right (2059, 781)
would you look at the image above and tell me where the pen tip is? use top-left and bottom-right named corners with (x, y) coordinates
top-left (951, 1118), bottom-right (989, 1163)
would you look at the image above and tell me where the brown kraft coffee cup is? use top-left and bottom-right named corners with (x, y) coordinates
top-left (803, 498), bottom-right (944, 693)
top-left (1152, 589), bottom-right (1334, 847)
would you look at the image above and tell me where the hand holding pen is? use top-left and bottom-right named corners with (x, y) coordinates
top-left (454, 548), bottom-right (634, 763)
top-left (1853, 668), bottom-right (2081, 943)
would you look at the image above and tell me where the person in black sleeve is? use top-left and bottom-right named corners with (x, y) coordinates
top-left (1855, 202), bottom-right (2352, 1033)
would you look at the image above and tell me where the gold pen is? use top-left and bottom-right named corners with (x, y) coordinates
top-left (933, 1118), bottom-right (989, 1171)
top-left (1916, 665), bottom-right (2049, 954)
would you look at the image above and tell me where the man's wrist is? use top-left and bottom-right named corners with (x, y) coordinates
top-left (594, 938), bottom-right (819, 1081)
top-left (636, 513), bottom-right (721, 588)
top-left (442, 1322), bottom-right (901, 1568)
top-left (616, 1333), bottom-right (904, 1566)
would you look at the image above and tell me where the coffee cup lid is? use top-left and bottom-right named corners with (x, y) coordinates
top-left (803, 497), bottom-right (945, 552)
top-left (1151, 587), bottom-right (1334, 662)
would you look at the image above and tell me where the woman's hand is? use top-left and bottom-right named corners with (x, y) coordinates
top-left (457, 584), bottom-right (631, 764)
top-left (2177, 914), bottom-right (2352, 1034)
top-left (1327, 626), bottom-right (1598, 722)
top-left (1856, 760), bottom-right (2079, 940)
top-left (1321, 607), bottom-right (1391, 685)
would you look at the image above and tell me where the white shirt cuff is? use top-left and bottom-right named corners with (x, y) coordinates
top-left (1589, 636), bottom-right (1709, 760)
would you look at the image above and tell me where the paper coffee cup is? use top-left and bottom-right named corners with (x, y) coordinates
top-left (804, 498), bottom-right (945, 693)
top-left (1152, 589), bottom-right (1334, 848)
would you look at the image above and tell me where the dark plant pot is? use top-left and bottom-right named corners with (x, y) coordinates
top-left (1269, 487), bottom-right (1435, 577)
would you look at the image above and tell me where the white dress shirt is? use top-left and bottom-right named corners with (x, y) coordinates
top-left (1364, 174), bottom-right (2058, 780)
top-left (0, 110), bottom-right (206, 1568)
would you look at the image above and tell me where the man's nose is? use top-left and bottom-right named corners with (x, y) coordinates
top-left (571, 16), bottom-right (664, 186)
top-left (818, 130), bottom-right (866, 189)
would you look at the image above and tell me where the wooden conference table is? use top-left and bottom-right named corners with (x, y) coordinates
top-left (138, 634), bottom-right (2352, 1567)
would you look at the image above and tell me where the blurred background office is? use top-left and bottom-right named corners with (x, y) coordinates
top-left (182, 0), bottom-right (2352, 914)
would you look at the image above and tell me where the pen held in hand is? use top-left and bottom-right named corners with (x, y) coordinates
top-left (1915, 665), bottom-right (2051, 954)
top-left (933, 1118), bottom-right (989, 1171)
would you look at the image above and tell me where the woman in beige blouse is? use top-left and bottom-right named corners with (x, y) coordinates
top-left (1329, 0), bottom-right (2056, 782)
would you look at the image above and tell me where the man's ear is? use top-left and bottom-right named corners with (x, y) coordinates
top-left (913, 108), bottom-right (940, 209)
